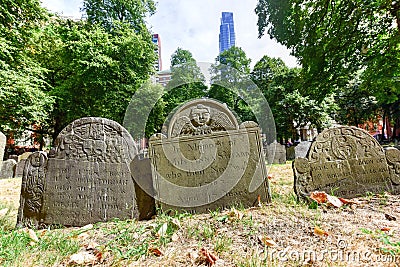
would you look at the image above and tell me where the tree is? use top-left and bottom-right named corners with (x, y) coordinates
top-left (0, 0), bottom-right (54, 138)
top-left (208, 46), bottom-right (255, 122)
top-left (163, 47), bottom-right (207, 117)
top-left (32, 19), bottom-right (156, 140)
top-left (252, 55), bottom-right (335, 141)
top-left (82, 0), bottom-right (156, 32)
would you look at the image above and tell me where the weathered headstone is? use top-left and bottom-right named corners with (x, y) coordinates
top-left (0, 132), bottom-right (5, 169)
top-left (265, 141), bottom-right (286, 164)
top-left (148, 99), bottom-right (271, 214)
top-left (295, 141), bottom-right (312, 159)
top-left (286, 146), bottom-right (295, 160)
top-left (293, 126), bottom-right (400, 199)
top-left (0, 159), bottom-right (16, 179)
top-left (16, 160), bottom-right (27, 178)
top-left (17, 117), bottom-right (139, 227)
top-left (130, 154), bottom-right (155, 220)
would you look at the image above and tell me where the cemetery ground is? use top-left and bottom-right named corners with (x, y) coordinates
top-left (0, 162), bottom-right (399, 267)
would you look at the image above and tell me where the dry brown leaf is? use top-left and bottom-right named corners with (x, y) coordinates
top-left (198, 248), bottom-right (218, 266)
top-left (381, 227), bottom-right (391, 232)
top-left (326, 194), bottom-right (343, 208)
top-left (314, 226), bottom-right (329, 237)
top-left (148, 247), bottom-right (163, 257)
top-left (384, 213), bottom-right (397, 221)
top-left (310, 191), bottom-right (328, 204)
top-left (338, 197), bottom-right (359, 205)
top-left (258, 235), bottom-right (278, 247)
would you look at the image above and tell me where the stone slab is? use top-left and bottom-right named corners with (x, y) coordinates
top-left (17, 117), bottom-right (139, 227)
top-left (0, 132), bottom-right (5, 167)
top-left (149, 99), bottom-right (271, 214)
top-left (293, 126), bottom-right (400, 199)
top-left (0, 159), bottom-right (16, 179)
top-left (295, 141), bottom-right (312, 159)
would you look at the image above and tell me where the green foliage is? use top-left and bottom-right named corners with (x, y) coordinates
top-left (208, 46), bottom-right (256, 122)
top-left (0, 0), bottom-right (54, 137)
top-left (251, 55), bottom-right (335, 140)
top-left (82, 0), bottom-right (156, 32)
top-left (256, 0), bottom-right (400, 127)
top-left (163, 47), bottom-right (207, 117)
top-left (32, 19), bottom-right (156, 138)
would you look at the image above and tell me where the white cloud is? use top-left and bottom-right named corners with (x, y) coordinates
top-left (40, 0), bottom-right (298, 70)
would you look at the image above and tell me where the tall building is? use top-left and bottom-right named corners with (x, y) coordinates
top-left (219, 12), bottom-right (236, 53)
top-left (152, 34), bottom-right (162, 71)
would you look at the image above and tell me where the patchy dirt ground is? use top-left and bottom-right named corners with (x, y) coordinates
top-left (0, 163), bottom-right (399, 266)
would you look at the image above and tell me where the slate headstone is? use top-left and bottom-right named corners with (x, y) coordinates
top-left (0, 159), bottom-right (16, 179)
top-left (295, 141), bottom-right (312, 159)
top-left (293, 126), bottom-right (400, 199)
top-left (148, 99), bottom-right (271, 214)
top-left (17, 117), bottom-right (139, 227)
top-left (265, 141), bottom-right (286, 164)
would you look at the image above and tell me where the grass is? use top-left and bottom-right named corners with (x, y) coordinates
top-left (0, 162), bottom-right (399, 266)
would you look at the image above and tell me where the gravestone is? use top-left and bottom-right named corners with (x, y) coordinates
top-left (293, 126), bottom-right (400, 199)
top-left (295, 141), bottom-right (312, 159)
top-left (0, 132), bottom-right (5, 169)
top-left (0, 159), bottom-right (16, 179)
top-left (17, 117), bottom-right (139, 227)
top-left (148, 99), bottom-right (271, 214)
top-left (286, 146), bottom-right (295, 160)
top-left (265, 141), bottom-right (286, 164)
top-left (16, 152), bottom-right (33, 177)
top-left (130, 154), bottom-right (155, 220)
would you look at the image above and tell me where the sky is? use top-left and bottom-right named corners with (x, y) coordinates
top-left (40, 0), bottom-right (298, 70)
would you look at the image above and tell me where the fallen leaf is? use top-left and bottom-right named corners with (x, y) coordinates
top-left (338, 198), bottom-right (360, 205)
top-left (326, 194), bottom-right (343, 208)
top-left (310, 191), bottom-right (328, 204)
top-left (258, 235), bottom-right (278, 247)
top-left (171, 232), bottom-right (179, 242)
top-left (385, 213), bottom-right (397, 221)
top-left (198, 248), bottom-right (218, 266)
top-left (157, 222), bottom-right (168, 237)
top-left (148, 247), bottom-right (163, 257)
top-left (0, 208), bottom-right (8, 217)
top-left (28, 229), bottom-right (39, 243)
top-left (80, 224), bottom-right (93, 231)
top-left (314, 226), bottom-right (329, 237)
top-left (267, 174), bottom-right (274, 180)
top-left (381, 227), bottom-right (391, 232)
top-left (69, 251), bottom-right (98, 265)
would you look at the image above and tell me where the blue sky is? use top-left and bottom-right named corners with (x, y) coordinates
top-left (41, 0), bottom-right (297, 70)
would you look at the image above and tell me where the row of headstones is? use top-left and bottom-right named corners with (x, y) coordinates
top-left (6, 98), bottom-right (400, 228)
top-left (16, 99), bottom-right (271, 228)
top-left (264, 141), bottom-right (312, 164)
top-left (0, 152), bottom-right (35, 179)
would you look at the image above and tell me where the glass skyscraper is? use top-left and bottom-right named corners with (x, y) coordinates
top-left (219, 12), bottom-right (236, 53)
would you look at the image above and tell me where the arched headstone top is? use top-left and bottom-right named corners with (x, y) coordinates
top-left (308, 126), bottom-right (384, 162)
top-left (167, 99), bottom-right (239, 137)
top-left (50, 117), bottom-right (138, 163)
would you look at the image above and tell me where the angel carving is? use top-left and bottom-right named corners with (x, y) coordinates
top-left (171, 104), bottom-right (236, 137)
